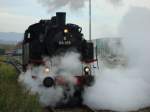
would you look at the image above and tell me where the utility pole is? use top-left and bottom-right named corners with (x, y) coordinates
top-left (89, 0), bottom-right (92, 41)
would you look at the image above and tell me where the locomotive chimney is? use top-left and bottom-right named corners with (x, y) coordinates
top-left (56, 12), bottom-right (66, 26)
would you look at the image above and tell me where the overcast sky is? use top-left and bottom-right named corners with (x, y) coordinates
top-left (0, 0), bottom-right (150, 39)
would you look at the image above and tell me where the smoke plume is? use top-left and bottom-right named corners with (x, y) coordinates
top-left (83, 7), bottom-right (150, 111)
top-left (19, 52), bottom-right (82, 107)
top-left (37, 0), bottom-right (88, 11)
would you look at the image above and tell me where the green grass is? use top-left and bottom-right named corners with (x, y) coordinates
top-left (0, 61), bottom-right (43, 112)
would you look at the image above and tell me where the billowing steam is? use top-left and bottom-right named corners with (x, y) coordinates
top-left (83, 7), bottom-right (150, 111)
top-left (19, 52), bottom-right (82, 106)
top-left (37, 0), bottom-right (88, 11)
top-left (18, 1), bottom-right (150, 110)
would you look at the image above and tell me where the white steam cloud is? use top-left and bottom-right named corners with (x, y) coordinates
top-left (18, 1), bottom-right (150, 110)
top-left (37, 0), bottom-right (88, 11)
top-left (19, 52), bottom-right (82, 107)
top-left (83, 7), bottom-right (150, 111)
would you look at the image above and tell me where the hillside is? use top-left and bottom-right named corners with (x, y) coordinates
top-left (0, 32), bottom-right (23, 44)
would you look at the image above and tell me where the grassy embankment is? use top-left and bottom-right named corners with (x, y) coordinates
top-left (0, 56), bottom-right (43, 112)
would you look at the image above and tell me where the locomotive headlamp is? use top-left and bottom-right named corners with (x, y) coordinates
top-left (44, 67), bottom-right (50, 73)
top-left (84, 66), bottom-right (90, 73)
top-left (64, 29), bottom-right (68, 33)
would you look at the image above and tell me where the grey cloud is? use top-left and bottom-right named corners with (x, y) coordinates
top-left (37, 0), bottom-right (88, 11)
top-left (107, 0), bottom-right (123, 6)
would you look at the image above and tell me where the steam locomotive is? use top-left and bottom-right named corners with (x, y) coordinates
top-left (22, 12), bottom-right (95, 107)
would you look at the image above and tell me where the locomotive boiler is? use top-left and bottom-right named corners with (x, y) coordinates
top-left (22, 12), bottom-right (95, 107)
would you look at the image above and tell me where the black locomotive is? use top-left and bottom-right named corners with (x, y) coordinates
top-left (22, 12), bottom-right (95, 107)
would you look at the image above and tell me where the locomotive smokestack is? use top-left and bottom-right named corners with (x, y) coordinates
top-left (56, 12), bottom-right (66, 26)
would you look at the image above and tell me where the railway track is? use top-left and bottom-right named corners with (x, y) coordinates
top-left (44, 106), bottom-right (150, 112)
top-left (44, 105), bottom-right (97, 112)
